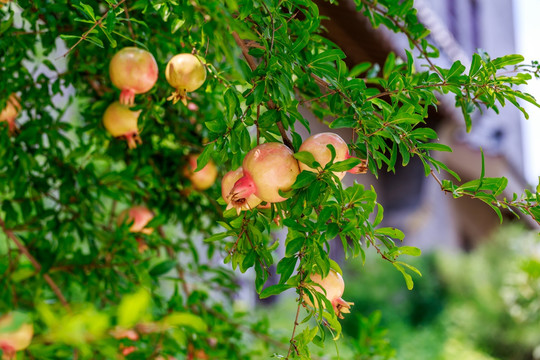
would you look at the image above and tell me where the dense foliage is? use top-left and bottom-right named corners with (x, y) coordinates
top-left (0, 0), bottom-right (538, 359)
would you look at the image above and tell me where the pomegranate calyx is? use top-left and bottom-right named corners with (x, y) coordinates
top-left (334, 297), bottom-right (354, 319)
top-left (346, 154), bottom-right (368, 174)
top-left (228, 171), bottom-right (257, 205)
top-left (167, 88), bottom-right (188, 105)
top-left (119, 88), bottom-right (137, 106)
top-left (124, 131), bottom-right (142, 150)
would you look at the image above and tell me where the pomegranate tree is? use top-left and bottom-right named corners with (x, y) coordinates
top-left (109, 47), bottom-right (158, 106)
top-left (0, 94), bottom-right (21, 133)
top-left (165, 53), bottom-right (206, 105)
top-left (302, 269), bottom-right (353, 319)
top-left (102, 101), bottom-right (142, 149)
top-left (0, 312), bottom-right (34, 359)
top-left (221, 167), bottom-right (262, 213)
top-left (299, 132), bottom-right (367, 179)
top-left (184, 154), bottom-right (218, 191)
top-left (228, 143), bottom-right (300, 206)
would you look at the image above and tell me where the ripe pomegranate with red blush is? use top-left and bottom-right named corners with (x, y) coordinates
top-left (184, 154), bottom-right (218, 191)
top-left (302, 269), bottom-right (354, 319)
top-left (228, 142), bottom-right (300, 205)
top-left (299, 132), bottom-right (367, 179)
top-left (102, 101), bottom-right (142, 149)
top-left (109, 47), bottom-right (158, 106)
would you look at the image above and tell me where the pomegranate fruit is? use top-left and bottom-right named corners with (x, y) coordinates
top-left (0, 94), bottom-right (21, 133)
top-left (102, 101), bottom-right (142, 149)
top-left (0, 312), bottom-right (34, 359)
top-left (221, 167), bottom-right (262, 213)
top-left (109, 47), bottom-right (158, 106)
top-left (117, 206), bottom-right (154, 235)
top-left (302, 269), bottom-right (353, 319)
top-left (184, 154), bottom-right (218, 191)
top-left (165, 53), bottom-right (206, 105)
top-left (299, 132), bottom-right (367, 179)
top-left (228, 143), bottom-right (300, 206)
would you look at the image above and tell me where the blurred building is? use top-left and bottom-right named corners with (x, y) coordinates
top-left (308, 0), bottom-right (538, 251)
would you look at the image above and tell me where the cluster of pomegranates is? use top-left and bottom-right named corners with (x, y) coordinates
top-left (222, 132), bottom-right (367, 214)
top-left (220, 132), bottom-right (364, 318)
top-left (102, 47), bottom-right (206, 149)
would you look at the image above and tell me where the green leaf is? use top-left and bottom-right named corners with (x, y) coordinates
top-left (329, 116), bottom-right (356, 129)
top-left (417, 142), bottom-right (452, 152)
top-left (149, 260), bottom-right (176, 277)
top-left (259, 284), bottom-right (294, 299)
top-left (204, 231), bottom-right (230, 243)
top-left (492, 54), bottom-right (524, 69)
top-left (393, 262), bottom-right (414, 290)
top-left (285, 237), bottom-right (304, 257)
top-left (277, 256), bottom-right (298, 284)
top-left (349, 62), bottom-right (372, 77)
top-left (194, 143), bottom-right (214, 172)
top-left (311, 49), bottom-right (346, 65)
top-left (328, 157), bottom-right (361, 172)
top-left (171, 18), bottom-right (185, 34)
top-left (446, 60), bottom-right (466, 79)
top-left (292, 170), bottom-right (318, 189)
top-left (294, 151), bottom-right (318, 168)
top-left (375, 227), bottom-right (405, 241)
top-left (469, 53), bottom-right (482, 76)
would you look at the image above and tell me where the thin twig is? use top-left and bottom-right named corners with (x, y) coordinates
top-left (231, 31), bottom-right (294, 150)
top-left (61, 0), bottom-right (127, 58)
top-left (286, 290), bottom-right (304, 359)
top-left (0, 218), bottom-right (70, 309)
top-left (122, 1), bottom-right (136, 40)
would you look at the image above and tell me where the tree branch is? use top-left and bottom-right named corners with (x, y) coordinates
top-left (232, 31), bottom-right (294, 150)
top-left (61, 0), bottom-right (126, 58)
top-left (0, 218), bottom-right (70, 309)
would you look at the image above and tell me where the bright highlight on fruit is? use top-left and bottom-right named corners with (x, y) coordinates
top-left (0, 94), bottom-right (21, 133)
top-left (299, 132), bottom-right (368, 179)
top-left (302, 269), bottom-right (354, 319)
top-left (184, 154), bottom-right (218, 191)
top-left (165, 53), bottom-right (207, 105)
top-left (0, 312), bottom-right (34, 359)
top-left (228, 142), bottom-right (300, 206)
top-left (109, 47), bottom-right (159, 106)
top-left (222, 167), bottom-right (262, 214)
top-left (102, 101), bottom-right (142, 149)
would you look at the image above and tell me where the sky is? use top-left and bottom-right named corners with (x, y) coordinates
top-left (514, 0), bottom-right (540, 186)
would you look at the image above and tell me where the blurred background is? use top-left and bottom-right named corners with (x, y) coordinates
top-left (251, 0), bottom-right (540, 358)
